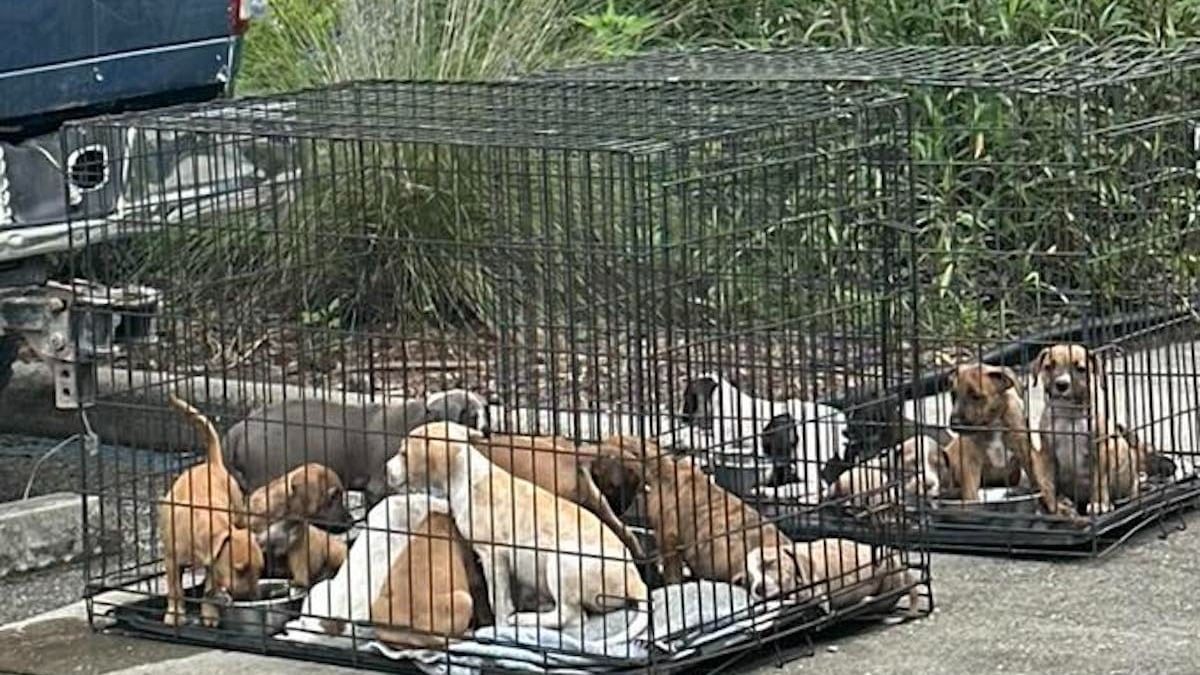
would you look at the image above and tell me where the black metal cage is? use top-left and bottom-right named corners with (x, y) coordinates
top-left (65, 79), bottom-right (929, 672)
top-left (534, 45), bottom-right (1200, 556)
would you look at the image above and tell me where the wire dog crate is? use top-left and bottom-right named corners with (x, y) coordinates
top-left (534, 45), bottom-right (1200, 557)
top-left (66, 79), bottom-right (930, 672)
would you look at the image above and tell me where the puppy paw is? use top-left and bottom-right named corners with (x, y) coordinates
top-left (162, 611), bottom-right (184, 627)
top-left (200, 614), bottom-right (220, 628)
top-left (1086, 501), bottom-right (1113, 516)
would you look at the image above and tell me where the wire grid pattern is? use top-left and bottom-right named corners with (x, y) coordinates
top-left (67, 79), bottom-right (930, 670)
top-left (536, 45), bottom-right (1200, 94)
top-left (527, 49), bottom-right (1200, 556)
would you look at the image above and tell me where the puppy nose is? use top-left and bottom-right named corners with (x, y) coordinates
top-left (1053, 379), bottom-right (1070, 393)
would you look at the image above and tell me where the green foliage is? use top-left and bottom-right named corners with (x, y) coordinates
top-left (183, 2), bottom-right (1200, 340)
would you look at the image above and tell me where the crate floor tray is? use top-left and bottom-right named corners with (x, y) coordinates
top-left (97, 577), bottom-right (892, 674)
top-left (766, 476), bottom-right (1200, 557)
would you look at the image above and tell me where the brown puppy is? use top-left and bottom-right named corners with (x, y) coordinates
top-left (272, 521), bottom-right (347, 588)
top-left (160, 394), bottom-right (265, 627)
top-left (945, 363), bottom-right (1057, 513)
top-left (1034, 344), bottom-right (1140, 515)
top-left (592, 447), bottom-right (799, 602)
top-left (793, 538), bottom-right (922, 617)
top-left (370, 511), bottom-right (479, 649)
top-left (245, 462), bottom-right (345, 534)
top-left (473, 433), bottom-right (646, 559)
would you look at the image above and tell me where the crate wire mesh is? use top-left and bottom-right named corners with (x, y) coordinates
top-left (66, 79), bottom-right (930, 671)
top-left (533, 45), bottom-right (1200, 555)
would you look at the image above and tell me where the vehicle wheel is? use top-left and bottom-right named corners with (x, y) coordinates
top-left (0, 335), bottom-right (18, 394)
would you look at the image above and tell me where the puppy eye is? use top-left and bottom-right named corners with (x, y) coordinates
top-left (1074, 364), bottom-right (1088, 373)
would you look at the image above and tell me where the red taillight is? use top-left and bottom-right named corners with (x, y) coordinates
top-left (229, 0), bottom-right (250, 35)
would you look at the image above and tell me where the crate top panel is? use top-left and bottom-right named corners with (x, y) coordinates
top-left (67, 79), bottom-right (905, 154)
top-left (537, 45), bottom-right (1200, 95)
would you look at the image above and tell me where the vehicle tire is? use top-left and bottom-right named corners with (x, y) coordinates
top-left (0, 335), bottom-right (18, 394)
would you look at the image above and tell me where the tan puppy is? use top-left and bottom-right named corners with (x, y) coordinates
top-left (159, 394), bottom-right (265, 627)
top-left (245, 462), bottom-right (345, 534)
top-left (386, 422), bottom-right (648, 641)
top-left (945, 363), bottom-right (1057, 513)
top-left (591, 446), bottom-right (800, 602)
top-left (793, 538), bottom-right (922, 617)
top-left (370, 511), bottom-right (478, 649)
top-left (271, 521), bottom-right (348, 588)
top-left (1034, 344), bottom-right (1140, 515)
top-left (825, 434), bottom-right (946, 507)
top-left (473, 433), bottom-right (646, 559)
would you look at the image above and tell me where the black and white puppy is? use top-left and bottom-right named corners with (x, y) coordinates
top-left (677, 373), bottom-right (848, 496)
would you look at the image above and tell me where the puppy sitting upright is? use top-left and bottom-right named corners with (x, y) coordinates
top-left (1034, 344), bottom-right (1140, 515)
top-left (160, 394), bottom-right (264, 627)
top-left (945, 362), bottom-right (1057, 514)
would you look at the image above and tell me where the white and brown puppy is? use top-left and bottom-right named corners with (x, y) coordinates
top-left (472, 433), bottom-right (646, 559)
top-left (792, 538), bottom-right (923, 618)
top-left (591, 438), bottom-right (801, 603)
top-left (1034, 344), bottom-right (1141, 515)
top-left (160, 394), bottom-right (265, 627)
top-left (386, 422), bottom-right (648, 642)
top-left (824, 434), bottom-right (946, 506)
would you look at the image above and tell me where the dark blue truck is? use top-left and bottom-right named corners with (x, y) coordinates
top-left (0, 0), bottom-right (270, 402)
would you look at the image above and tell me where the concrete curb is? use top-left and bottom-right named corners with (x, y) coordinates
top-left (0, 492), bottom-right (100, 579)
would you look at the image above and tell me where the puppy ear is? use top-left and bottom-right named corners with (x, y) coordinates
top-left (987, 367), bottom-right (1019, 392)
top-left (1032, 348), bottom-right (1050, 386)
top-left (946, 367), bottom-right (959, 391)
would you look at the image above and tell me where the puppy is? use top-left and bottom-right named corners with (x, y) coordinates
top-left (945, 363), bottom-right (1057, 513)
top-left (792, 538), bottom-right (922, 617)
top-left (387, 422), bottom-right (647, 642)
top-left (679, 373), bottom-right (846, 493)
top-left (825, 434), bottom-right (946, 507)
top-left (370, 511), bottom-right (481, 649)
top-left (223, 389), bottom-right (490, 522)
top-left (245, 462), bottom-right (345, 534)
top-left (473, 433), bottom-right (646, 559)
top-left (160, 393), bottom-right (264, 627)
top-left (1034, 344), bottom-right (1141, 515)
top-left (592, 445), bottom-right (799, 602)
top-left (276, 521), bottom-right (348, 588)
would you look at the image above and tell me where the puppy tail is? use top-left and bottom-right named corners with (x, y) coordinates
top-left (168, 392), bottom-right (225, 471)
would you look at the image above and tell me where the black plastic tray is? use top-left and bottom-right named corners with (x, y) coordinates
top-left (764, 477), bottom-right (1200, 558)
top-left (97, 574), bottom-right (924, 674)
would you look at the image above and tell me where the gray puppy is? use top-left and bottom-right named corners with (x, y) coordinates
top-left (224, 389), bottom-right (491, 530)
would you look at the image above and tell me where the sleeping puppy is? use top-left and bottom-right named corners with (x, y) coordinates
top-left (679, 373), bottom-right (846, 495)
top-left (824, 434), bottom-right (946, 507)
top-left (591, 441), bottom-right (800, 603)
top-left (792, 538), bottom-right (923, 617)
top-left (223, 389), bottom-right (490, 526)
top-left (386, 422), bottom-right (648, 642)
top-left (473, 433), bottom-right (646, 558)
top-left (370, 511), bottom-right (489, 649)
